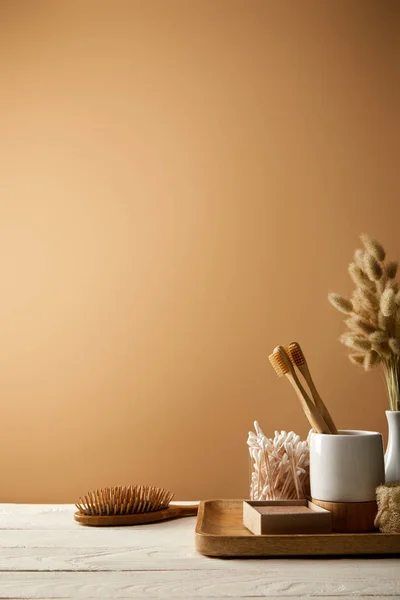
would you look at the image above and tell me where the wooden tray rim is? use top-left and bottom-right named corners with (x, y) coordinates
top-left (195, 499), bottom-right (400, 557)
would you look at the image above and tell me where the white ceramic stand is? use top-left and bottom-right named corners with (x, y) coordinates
top-left (385, 410), bottom-right (400, 483)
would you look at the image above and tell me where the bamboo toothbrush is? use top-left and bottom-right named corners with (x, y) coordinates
top-left (269, 346), bottom-right (331, 434)
top-left (288, 341), bottom-right (338, 434)
top-left (74, 485), bottom-right (198, 526)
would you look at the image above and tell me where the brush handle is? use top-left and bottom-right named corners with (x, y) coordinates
top-left (286, 373), bottom-right (331, 434)
top-left (74, 504), bottom-right (198, 527)
top-left (299, 363), bottom-right (338, 434)
top-left (169, 504), bottom-right (199, 517)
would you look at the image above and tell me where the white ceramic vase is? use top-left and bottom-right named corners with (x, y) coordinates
top-left (385, 410), bottom-right (400, 483)
top-left (309, 430), bottom-right (385, 502)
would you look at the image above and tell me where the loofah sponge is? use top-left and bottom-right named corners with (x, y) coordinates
top-left (375, 482), bottom-right (400, 533)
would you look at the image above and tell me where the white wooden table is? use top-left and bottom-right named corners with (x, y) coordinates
top-left (1, 504), bottom-right (400, 599)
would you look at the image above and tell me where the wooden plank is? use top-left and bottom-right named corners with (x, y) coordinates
top-left (0, 510), bottom-right (77, 530)
top-left (0, 524), bottom-right (196, 548)
top-left (0, 546), bottom-right (227, 571)
top-left (0, 504), bottom-right (65, 513)
top-left (3, 548), bottom-right (399, 573)
top-left (0, 567), bottom-right (399, 598)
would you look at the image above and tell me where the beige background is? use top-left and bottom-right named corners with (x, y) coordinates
top-left (0, 0), bottom-right (399, 502)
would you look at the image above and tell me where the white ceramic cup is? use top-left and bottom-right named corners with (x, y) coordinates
top-left (309, 430), bottom-right (385, 503)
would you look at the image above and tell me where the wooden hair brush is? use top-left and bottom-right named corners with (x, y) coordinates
top-left (74, 485), bottom-right (198, 526)
top-left (287, 341), bottom-right (338, 434)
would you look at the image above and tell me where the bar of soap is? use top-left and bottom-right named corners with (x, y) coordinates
top-left (257, 506), bottom-right (311, 515)
top-left (243, 500), bottom-right (332, 535)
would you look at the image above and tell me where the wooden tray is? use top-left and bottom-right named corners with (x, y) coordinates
top-left (195, 500), bottom-right (400, 557)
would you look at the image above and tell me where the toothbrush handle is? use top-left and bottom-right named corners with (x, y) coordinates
top-left (286, 374), bottom-right (331, 434)
top-left (308, 381), bottom-right (338, 434)
top-left (301, 365), bottom-right (338, 434)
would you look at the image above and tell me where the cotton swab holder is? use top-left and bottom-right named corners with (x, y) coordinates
top-left (248, 422), bottom-right (310, 501)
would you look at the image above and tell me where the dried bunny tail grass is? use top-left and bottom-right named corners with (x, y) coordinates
top-left (386, 279), bottom-right (399, 294)
top-left (335, 234), bottom-right (400, 408)
top-left (349, 354), bottom-right (365, 366)
top-left (348, 263), bottom-right (374, 290)
top-left (354, 248), bottom-right (365, 269)
top-left (364, 253), bottom-right (383, 281)
top-left (351, 290), bottom-right (378, 324)
top-left (345, 316), bottom-right (376, 336)
top-left (344, 317), bottom-right (359, 334)
top-left (378, 311), bottom-right (389, 330)
top-left (377, 275), bottom-right (388, 297)
top-left (388, 338), bottom-right (400, 356)
top-left (382, 358), bottom-right (400, 411)
top-left (360, 234), bottom-right (386, 262)
top-left (339, 333), bottom-right (352, 346)
top-left (364, 350), bottom-right (381, 371)
top-left (358, 287), bottom-right (379, 310)
top-left (328, 293), bottom-right (353, 314)
top-left (370, 329), bottom-right (392, 358)
top-left (380, 288), bottom-right (397, 317)
top-left (386, 261), bottom-right (398, 279)
top-left (351, 291), bottom-right (366, 317)
top-left (370, 330), bottom-right (388, 345)
top-left (374, 341), bottom-right (392, 359)
top-left (340, 333), bottom-right (371, 351)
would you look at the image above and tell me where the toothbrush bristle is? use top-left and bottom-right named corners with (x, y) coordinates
top-left (288, 342), bottom-right (306, 367)
top-left (269, 351), bottom-right (289, 377)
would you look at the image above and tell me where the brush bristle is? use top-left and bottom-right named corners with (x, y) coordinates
top-left (269, 351), bottom-right (289, 377)
top-left (288, 342), bottom-right (306, 367)
top-left (75, 485), bottom-right (174, 516)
